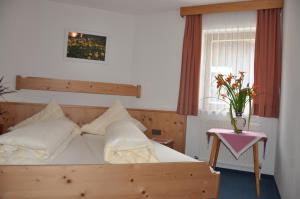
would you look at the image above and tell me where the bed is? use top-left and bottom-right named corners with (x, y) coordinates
top-left (0, 76), bottom-right (219, 198)
top-left (0, 101), bottom-right (220, 199)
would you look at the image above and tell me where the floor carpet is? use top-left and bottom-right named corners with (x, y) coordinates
top-left (216, 168), bottom-right (281, 199)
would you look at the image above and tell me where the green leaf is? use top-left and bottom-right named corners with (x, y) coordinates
top-left (230, 103), bottom-right (238, 132)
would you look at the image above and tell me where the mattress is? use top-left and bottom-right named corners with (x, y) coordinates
top-left (50, 134), bottom-right (198, 164)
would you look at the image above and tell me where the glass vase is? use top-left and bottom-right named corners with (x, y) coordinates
top-left (232, 112), bottom-right (246, 134)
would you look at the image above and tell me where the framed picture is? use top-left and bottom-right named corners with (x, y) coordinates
top-left (64, 30), bottom-right (108, 64)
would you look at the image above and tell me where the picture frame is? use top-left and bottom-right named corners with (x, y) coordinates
top-left (64, 29), bottom-right (108, 64)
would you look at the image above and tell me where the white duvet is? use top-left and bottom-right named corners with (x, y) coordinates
top-left (0, 119), bottom-right (78, 165)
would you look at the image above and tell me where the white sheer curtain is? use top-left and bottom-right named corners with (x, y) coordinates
top-left (199, 11), bottom-right (257, 113)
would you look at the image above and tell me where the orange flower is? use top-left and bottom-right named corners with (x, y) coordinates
top-left (217, 79), bottom-right (225, 88)
top-left (225, 73), bottom-right (233, 84)
top-left (236, 71), bottom-right (245, 84)
top-left (232, 83), bottom-right (238, 89)
top-left (250, 85), bottom-right (257, 97)
top-left (215, 74), bottom-right (225, 88)
top-left (215, 74), bottom-right (224, 80)
top-left (250, 90), bottom-right (257, 97)
top-left (239, 71), bottom-right (245, 77)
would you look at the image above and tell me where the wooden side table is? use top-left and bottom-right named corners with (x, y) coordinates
top-left (151, 137), bottom-right (174, 149)
top-left (207, 130), bottom-right (267, 197)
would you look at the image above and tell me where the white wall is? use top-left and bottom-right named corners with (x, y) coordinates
top-left (0, 0), bottom-right (136, 107)
top-left (275, 0), bottom-right (300, 198)
top-left (132, 12), bottom-right (184, 110)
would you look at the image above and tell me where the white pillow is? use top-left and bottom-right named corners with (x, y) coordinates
top-left (0, 118), bottom-right (77, 158)
top-left (131, 118), bottom-right (147, 132)
top-left (0, 126), bottom-right (78, 165)
top-left (105, 120), bottom-right (151, 150)
top-left (81, 100), bottom-right (147, 135)
top-left (104, 120), bottom-right (158, 164)
top-left (9, 100), bottom-right (65, 130)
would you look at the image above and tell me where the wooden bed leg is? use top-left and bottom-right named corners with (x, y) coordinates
top-left (209, 136), bottom-right (221, 168)
top-left (253, 142), bottom-right (260, 197)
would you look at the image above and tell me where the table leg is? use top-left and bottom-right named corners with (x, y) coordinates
top-left (253, 142), bottom-right (260, 197)
top-left (209, 136), bottom-right (221, 168)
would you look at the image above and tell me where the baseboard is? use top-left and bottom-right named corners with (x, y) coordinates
top-left (196, 155), bottom-right (273, 175)
top-left (216, 162), bottom-right (253, 172)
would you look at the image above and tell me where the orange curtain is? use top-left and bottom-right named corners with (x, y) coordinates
top-left (177, 15), bottom-right (202, 116)
top-left (254, 8), bottom-right (283, 118)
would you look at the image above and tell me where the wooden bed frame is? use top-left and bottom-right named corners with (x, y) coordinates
top-left (0, 163), bottom-right (219, 198)
top-left (0, 101), bottom-right (220, 198)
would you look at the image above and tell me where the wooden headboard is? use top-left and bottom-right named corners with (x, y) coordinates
top-left (0, 102), bottom-right (187, 153)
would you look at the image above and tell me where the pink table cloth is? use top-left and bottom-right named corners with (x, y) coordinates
top-left (207, 128), bottom-right (267, 159)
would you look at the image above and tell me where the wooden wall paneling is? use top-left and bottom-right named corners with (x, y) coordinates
top-left (0, 102), bottom-right (187, 153)
top-left (16, 75), bottom-right (141, 98)
top-left (129, 109), bottom-right (187, 153)
top-left (0, 163), bottom-right (220, 199)
top-left (180, 0), bottom-right (284, 16)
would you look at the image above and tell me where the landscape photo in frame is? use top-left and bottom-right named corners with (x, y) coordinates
top-left (66, 31), bottom-right (107, 62)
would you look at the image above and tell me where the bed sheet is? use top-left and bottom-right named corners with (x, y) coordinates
top-left (50, 134), bottom-right (198, 165)
top-left (50, 134), bottom-right (98, 164)
top-left (83, 134), bottom-right (198, 163)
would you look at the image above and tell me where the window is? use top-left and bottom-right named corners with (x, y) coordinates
top-left (200, 27), bottom-right (256, 113)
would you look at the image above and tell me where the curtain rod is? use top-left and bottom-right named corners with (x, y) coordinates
top-left (180, 0), bottom-right (283, 17)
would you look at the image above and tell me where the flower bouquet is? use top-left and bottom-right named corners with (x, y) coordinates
top-left (215, 72), bottom-right (256, 133)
